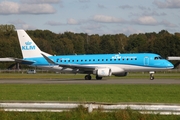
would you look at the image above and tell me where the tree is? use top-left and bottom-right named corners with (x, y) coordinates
top-left (100, 35), bottom-right (116, 53)
top-left (0, 24), bottom-right (15, 37)
top-left (86, 34), bottom-right (101, 54)
top-left (125, 34), bottom-right (147, 53)
top-left (114, 34), bottom-right (127, 53)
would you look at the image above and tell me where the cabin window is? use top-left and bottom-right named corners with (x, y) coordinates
top-left (77, 60), bottom-right (78, 62)
top-left (68, 60), bottom-right (70, 62)
top-left (81, 60), bottom-right (83, 62)
top-left (89, 59), bottom-right (91, 61)
top-left (56, 59), bottom-right (59, 62)
top-left (72, 60), bottom-right (74, 62)
top-left (106, 59), bottom-right (108, 61)
top-left (110, 59), bottom-right (112, 61)
top-left (93, 59), bottom-right (95, 61)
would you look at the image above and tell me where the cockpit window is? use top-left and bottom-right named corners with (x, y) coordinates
top-left (154, 57), bottom-right (158, 60)
top-left (159, 56), bottom-right (163, 59)
top-left (154, 56), bottom-right (163, 60)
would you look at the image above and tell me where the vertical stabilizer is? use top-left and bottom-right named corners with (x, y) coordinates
top-left (17, 30), bottom-right (51, 58)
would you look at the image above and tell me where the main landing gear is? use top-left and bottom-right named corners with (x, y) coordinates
top-left (84, 74), bottom-right (102, 80)
top-left (149, 71), bottom-right (155, 80)
top-left (85, 74), bottom-right (91, 80)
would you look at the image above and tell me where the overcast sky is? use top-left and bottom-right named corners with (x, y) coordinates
top-left (0, 0), bottom-right (179, 35)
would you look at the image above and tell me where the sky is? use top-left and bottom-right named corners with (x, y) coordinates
top-left (0, 0), bottom-right (180, 35)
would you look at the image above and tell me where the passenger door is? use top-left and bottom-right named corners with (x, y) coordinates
top-left (144, 57), bottom-right (149, 66)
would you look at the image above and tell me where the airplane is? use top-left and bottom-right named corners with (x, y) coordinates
top-left (16, 29), bottom-right (174, 80)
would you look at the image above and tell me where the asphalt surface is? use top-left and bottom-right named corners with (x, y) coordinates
top-left (0, 78), bottom-right (179, 84)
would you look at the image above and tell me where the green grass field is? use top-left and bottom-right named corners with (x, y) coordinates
top-left (0, 72), bottom-right (180, 103)
top-left (1, 84), bottom-right (180, 103)
top-left (0, 72), bottom-right (180, 119)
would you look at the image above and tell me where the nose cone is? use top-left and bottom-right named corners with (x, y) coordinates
top-left (166, 61), bottom-right (174, 69)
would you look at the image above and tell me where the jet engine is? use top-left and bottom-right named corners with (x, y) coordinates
top-left (111, 67), bottom-right (127, 77)
top-left (93, 68), bottom-right (112, 77)
top-left (114, 72), bottom-right (127, 77)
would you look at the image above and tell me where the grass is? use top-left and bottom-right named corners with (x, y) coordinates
top-left (0, 72), bottom-right (180, 103)
top-left (0, 71), bottom-right (180, 79)
top-left (1, 84), bottom-right (180, 103)
top-left (0, 72), bottom-right (180, 119)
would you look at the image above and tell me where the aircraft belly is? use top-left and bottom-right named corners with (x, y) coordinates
top-left (35, 64), bottom-right (169, 73)
top-left (112, 64), bottom-right (169, 72)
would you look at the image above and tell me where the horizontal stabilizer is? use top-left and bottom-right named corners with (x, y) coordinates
top-left (14, 58), bottom-right (35, 64)
top-left (0, 57), bottom-right (35, 64)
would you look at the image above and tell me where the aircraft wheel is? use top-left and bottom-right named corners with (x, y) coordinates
top-left (150, 74), bottom-right (154, 80)
top-left (96, 75), bottom-right (102, 80)
top-left (85, 75), bottom-right (91, 80)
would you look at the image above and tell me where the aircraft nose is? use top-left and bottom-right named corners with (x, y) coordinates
top-left (166, 61), bottom-right (174, 69)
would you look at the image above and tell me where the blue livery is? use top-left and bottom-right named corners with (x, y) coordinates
top-left (17, 30), bottom-right (174, 80)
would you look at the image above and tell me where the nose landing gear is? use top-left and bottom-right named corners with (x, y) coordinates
top-left (149, 71), bottom-right (155, 80)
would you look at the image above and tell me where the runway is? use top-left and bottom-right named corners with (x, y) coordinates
top-left (0, 78), bottom-right (180, 84)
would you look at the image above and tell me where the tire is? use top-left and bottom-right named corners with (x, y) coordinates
top-left (85, 75), bottom-right (91, 80)
top-left (96, 76), bottom-right (102, 80)
top-left (150, 76), bottom-right (154, 80)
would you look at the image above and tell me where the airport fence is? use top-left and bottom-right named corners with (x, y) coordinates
top-left (1, 102), bottom-right (180, 115)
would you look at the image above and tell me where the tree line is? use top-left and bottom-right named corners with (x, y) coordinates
top-left (0, 24), bottom-right (180, 68)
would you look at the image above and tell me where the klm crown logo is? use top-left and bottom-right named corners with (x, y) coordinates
top-left (25, 41), bottom-right (32, 45)
top-left (22, 41), bottom-right (36, 50)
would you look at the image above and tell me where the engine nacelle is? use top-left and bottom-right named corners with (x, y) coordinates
top-left (93, 68), bottom-right (112, 77)
top-left (114, 72), bottom-right (127, 77)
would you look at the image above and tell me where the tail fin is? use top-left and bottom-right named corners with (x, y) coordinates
top-left (17, 29), bottom-right (51, 58)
